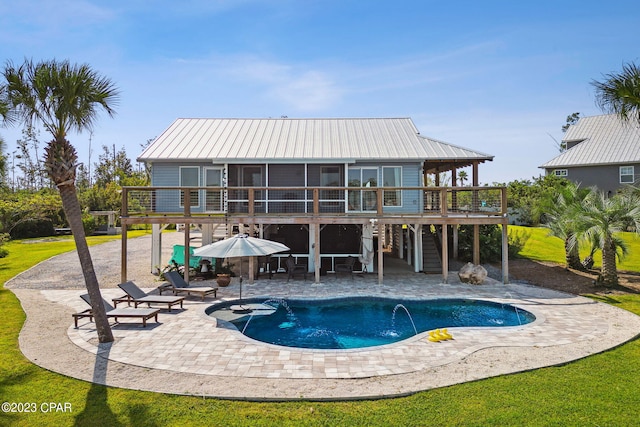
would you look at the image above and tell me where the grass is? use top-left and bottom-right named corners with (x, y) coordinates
top-left (1, 229), bottom-right (639, 425)
top-left (511, 225), bottom-right (640, 271)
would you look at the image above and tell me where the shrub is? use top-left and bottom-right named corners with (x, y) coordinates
top-left (82, 212), bottom-right (96, 235)
top-left (457, 225), bottom-right (530, 263)
top-left (508, 228), bottom-right (530, 259)
top-left (0, 233), bottom-right (9, 258)
top-left (10, 218), bottom-right (55, 239)
top-left (457, 224), bottom-right (503, 263)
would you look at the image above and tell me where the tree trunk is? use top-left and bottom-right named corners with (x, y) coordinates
top-left (565, 237), bottom-right (583, 270)
top-left (58, 182), bottom-right (114, 342)
top-left (599, 238), bottom-right (618, 287)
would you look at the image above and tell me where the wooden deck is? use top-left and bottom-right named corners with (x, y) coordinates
top-left (119, 186), bottom-right (509, 285)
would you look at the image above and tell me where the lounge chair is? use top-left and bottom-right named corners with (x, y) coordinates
top-left (116, 281), bottom-right (185, 311)
top-left (160, 271), bottom-right (218, 301)
top-left (335, 256), bottom-right (355, 280)
top-left (73, 294), bottom-right (160, 328)
top-left (286, 255), bottom-right (307, 281)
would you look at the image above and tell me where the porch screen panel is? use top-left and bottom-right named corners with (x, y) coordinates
top-left (268, 164), bottom-right (305, 213)
top-left (243, 166), bottom-right (265, 212)
top-left (320, 166), bottom-right (342, 212)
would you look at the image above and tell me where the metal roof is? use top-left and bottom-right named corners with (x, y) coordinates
top-left (138, 118), bottom-right (494, 164)
top-left (540, 114), bottom-right (640, 169)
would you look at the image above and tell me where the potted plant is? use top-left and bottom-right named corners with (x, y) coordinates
top-left (214, 261), bottom-right (235, 287)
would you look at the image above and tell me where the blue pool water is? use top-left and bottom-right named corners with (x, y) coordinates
top-left (207, 297), bottom-right (535, 350)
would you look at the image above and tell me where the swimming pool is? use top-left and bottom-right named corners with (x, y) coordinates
top-left (207, 297), bottom-right (535, 349)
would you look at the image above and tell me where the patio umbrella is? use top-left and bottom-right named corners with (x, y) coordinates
top-left (358, 221), bottom-right (375, 272)
top-left (193, 234), bottom-right (290, 301)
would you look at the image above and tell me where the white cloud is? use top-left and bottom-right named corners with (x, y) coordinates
top-left (268, 70), bottom-right (341, 111)
top-left (190, 55), bottom-right (344, 112)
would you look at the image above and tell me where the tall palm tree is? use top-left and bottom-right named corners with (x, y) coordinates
top-left (458, 170), bottom-right (468, 186)
top-left (0, 85), bottom-right (8, 183)
top-left (3, 59), bottom-right (119, 342)
top-left (591, 61), bottom-right (640, 123)
top-left (574, 189), bottom-right (640, 287)
top-left (541, 181), bottom-right (590, 271)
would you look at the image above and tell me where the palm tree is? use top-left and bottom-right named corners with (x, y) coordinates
top-left (0, 86), bottom-right (7, 182)
top-left (591, 61), bottom-right (640, 123)
top-left (541, 181), bottom-right (590, 271)
top-left (0, 84), bottom-right (9, 121)
top-left (574, 189), bottom-right (640, 287)
top-left (3, 59), bottom-right (119, 342)
top-left (458, 170), bottom-right (468, 186)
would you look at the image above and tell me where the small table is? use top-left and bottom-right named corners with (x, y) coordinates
top-left (229, 304), bottom-right (252, 314)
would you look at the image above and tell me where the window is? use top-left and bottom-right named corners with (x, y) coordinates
top-left (348, 167), bottom-right (377, 211)
top-left (204, 167), bottom-right (223, 211)
top-left (382, 166), bottom-right (402, 206)
top-left (179, 166), bottom-right (199, 207)
top-left (554, 169), bottom-right (568, 177)
top-left (620, 166), bottom-right (634, 184)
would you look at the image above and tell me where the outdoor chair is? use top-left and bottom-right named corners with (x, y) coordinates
top-left (168, 244), bottom-right (202, 270)
top-left (286, 255), bottom-right (307, 281)
top-left (160, 271), bottom-right (218, 301)
top-left (73, 294), bottom-right (160, 328)
top-left (256, 255), bottom-right (277, 279)
top-left (116, 281), bottom-right (185, 311)
top-left (335, 256), bottom-right (355, 280)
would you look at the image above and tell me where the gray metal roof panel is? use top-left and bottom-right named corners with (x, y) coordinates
top-left (138, 118), bottom-right (494, 163)
top-left (541, 114), bottom-right (640, 168)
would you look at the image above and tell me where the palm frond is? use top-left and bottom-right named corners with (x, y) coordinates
top-left (3, 59), bottom-right (120, 140)
top-left (591, 61), bottom-right (640, 123)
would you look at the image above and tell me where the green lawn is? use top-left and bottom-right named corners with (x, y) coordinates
top-left (1, 230), bottom-right (639, 426)
top-left (511, 225), bottom-right (640, 272)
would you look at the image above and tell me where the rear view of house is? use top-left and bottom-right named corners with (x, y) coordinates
top-left (123, 117), bottom-right (508, 284)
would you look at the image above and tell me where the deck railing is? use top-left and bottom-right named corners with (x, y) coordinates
top-left (121, 186), bottom-right (507, 218)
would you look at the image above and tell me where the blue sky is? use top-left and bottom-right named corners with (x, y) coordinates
top-left (1, 0), bottom-right (638, 184)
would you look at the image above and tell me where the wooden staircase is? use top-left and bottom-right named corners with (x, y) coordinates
top-left (422, 230), bottom-right (442, 273)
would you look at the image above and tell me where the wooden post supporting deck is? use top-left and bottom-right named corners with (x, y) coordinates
top-left (502, 219), bottom-right (509, 284)
top-left (120, 189), bottom-right (128, 284)
top-left (473, 225), bottom-right (480, 265)
top-left (314, 224), bottom-right (321, 283)
top-left (121, 222), bottom-right (128, 284)
top-left (441, 224), bottom-right (449, 283)
top-left (378, 225), bottom-right (384, 284)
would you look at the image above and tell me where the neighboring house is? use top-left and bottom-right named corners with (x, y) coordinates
top-left (540, 114), bottom-right (640, 195)
top-left (124, 117), bottom-right (507, 284)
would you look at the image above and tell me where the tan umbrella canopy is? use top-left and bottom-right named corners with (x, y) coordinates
top-left (193, 234), bottom-right (290, 301)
